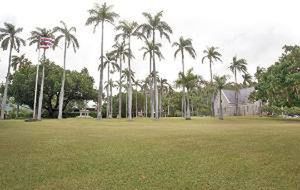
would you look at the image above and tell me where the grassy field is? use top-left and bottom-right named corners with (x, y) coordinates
top-left (0, 117), bottom-right (299, 189)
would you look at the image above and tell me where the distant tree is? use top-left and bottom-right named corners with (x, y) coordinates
top-left (201, 46), bottom-right (222, 117)
top-left (11, 54), bottom-right (32, 71)
top-left (176, 69), bottom-right (198, 120)
top-left (139, 11), bottom-right (172, 119)
top-left (242, 73), bottom-right (253, 86)
top-left (173, 36), bottom-right (196, 118)
top-left (140, 39), bottom-right (164, 118)
top-left (214, 75), bottom-right (228, 120)
top-left (9, 62), bottom-right (97, 117)
top-left (229, 56), bottom-right (248, 115)
top-left (0, 23), bottom-right (25, 120)
top-left (115, 20), bottom-right (142, 120)
top-left (53, 21), bottom-right (79, 120)
top-left (112, 41), bottom-right (129, 118)
top-left (86, 2), bottom-right (119, 119)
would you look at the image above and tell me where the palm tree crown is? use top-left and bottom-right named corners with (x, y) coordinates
top-left (53, 21), bottom-right (79, 52)
top-left (173, 36), bottom-right (196, 59)
top-left (85, 2), bottom-right (119, 31)
top-left (202, 46), bottom-right (222, 82)
top-left (138, 11), bottom-right (173, 42)
top-left (0, 23), bottom-right (25, 52)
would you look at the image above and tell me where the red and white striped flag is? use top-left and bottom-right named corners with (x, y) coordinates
top-left (39, 37), bottom-right (54, 49)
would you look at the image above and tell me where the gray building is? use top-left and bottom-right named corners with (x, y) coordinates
top-left (214, 87), bottom-right (262, 116)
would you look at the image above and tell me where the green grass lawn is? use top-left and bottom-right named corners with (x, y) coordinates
top-left (0, 117), bottom-right (300, 189)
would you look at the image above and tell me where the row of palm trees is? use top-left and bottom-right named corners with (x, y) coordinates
top-left (0, 2), bottom-right (251, 120)
top-left (0, 21), bottom-right (79, 120)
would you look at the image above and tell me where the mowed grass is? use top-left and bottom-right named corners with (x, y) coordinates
top-left (0, 117), bottom-right (300, 189)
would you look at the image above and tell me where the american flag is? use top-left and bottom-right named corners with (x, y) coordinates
top-left (39, 37), bottom-right (54, 49)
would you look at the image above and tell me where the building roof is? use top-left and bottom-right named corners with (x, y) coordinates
top-left (222, 87), bottom-right (255, 104)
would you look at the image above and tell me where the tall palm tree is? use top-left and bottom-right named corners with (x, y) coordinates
top-left (140, 40), bottom-right (164, 118)
top-left (141, 79), bottom-right (150, 117)
top-left (53, 21), bottom-right (79, 120)
top-left (112, 41), bottom-right (129, 118)
top-left (86, 2), bottom-right (119, 120)
top-left (201, 46), bottom-right (222, 83)
top-left (104, 79), bottom-right (116, 118)
top-left (173, 36), bottom-right (196, 118)
top-left (202, 46), bottom-right (222, 117)
top-left (102, 51), bottom-right (119, 118)
top-left (28, 27), bottom-right (53, 119)
top-left (139, 11), bottom-right (173, 119)
top-left (0, 23), bottom-right (25, 120)
top-left (176, 69), bottom-right (198, 120)
top-left (133, 80), bottom-right (141, 117)
top-left (115, 20), bottom-right (142, 120)
top-left (121, 69), bottom-right (135, 118)
top-left (158, 78), bottom-right (171, 118)
top-left (229, 56), bottom-right (248, 115)
top-left (214, 75), bottom-right (228, 120)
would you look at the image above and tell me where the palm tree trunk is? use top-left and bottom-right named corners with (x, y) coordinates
top-left (234, 70), bottom-right (238, 116)
top-left (118, 56), bottom-right (122, 118)
top-left (33, 49), bottom-right (41, 119)
top-left (110, 82), bottom-right (113, 118)
top-left (128, 37), bottom-right (132, 120)
top-left (135, 87), bottom-right (138, 118)
top-left (219, 89), bottom-right (223, 120)
top-left (149, 53), bottom-right (154, 119)
top-left (145, 91), bottom-right (148, 117)
top-left (186, 90), bottom-right (191, 120)
top-left (125, 91), bottom-right (128, 118)
top-left (1, 43), bottom-right (13, 120)
top-left (16, 103), bottom-right (19, 118)
top-left (37, 49), bottom-right (46, 120)
top-left (58, 40), bottom-right (67, 119)
top-left (209, 60), bottom-right (215, 117)
top-left (97, 21), bottom-right (104, 120)
top-left (106, 63), bottom-right (110, 118)
top-left (181, 50), bottom-right (186, 119)
top-left (160, 87), bottom-right (163, 118)
top-left (152, 30), bottom-right (159, 119)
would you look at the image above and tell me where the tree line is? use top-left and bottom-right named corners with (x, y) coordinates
top-left (1, 2), bottom-right (299, 120)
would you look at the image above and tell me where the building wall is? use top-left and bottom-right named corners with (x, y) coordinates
top-left (214, 90), bottom-right (262, 117)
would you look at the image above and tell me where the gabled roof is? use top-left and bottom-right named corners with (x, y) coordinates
top-left (222, 87), bottom-right (255, 104)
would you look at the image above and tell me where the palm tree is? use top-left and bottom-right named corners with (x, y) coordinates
top-left (86, 2), bottom-right (119, 120)
top-left (11, 54), bottom-right (31, 71)
top-left (229, 56), bottom-right (248, 115)
top-left (158, 78), bottom-right (171, 118)
top-left (0, 23), bottom-right (25, 120)
top-left (121, 68), bottom-right (135, 118)
top-left (141, 79), bottom-right (150, 117)
top-left (104, 79), bottom-right (116, 118)
top-left (53, 21), bottom-right (79, 120)
top-left (202, 46), bottom-right (222, 117)
top-left (112, 41), bottom-right (129, 118)
top-left (140, 40), bottom-right (164, 119)
top-left (115, 20), bottom-right (142, 120)
top-left (176, 69), bottom-right (198, 120)
top-left (133, 80), bottom-right (142, 117)
top-left (102, 51), bottom-right (119, 118)
top-left (242, 73), bottom-right (253, 86)
top-left (173, 36), bottom-right (196, 118)
top-left (139, 11), bottom-right (172, 119)
top-left (214, 75), bottom-right (228, 120)
top-left (28, 27), bottom-right (53, 119)
top-left (201, 46), bottom-right (222, 83)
